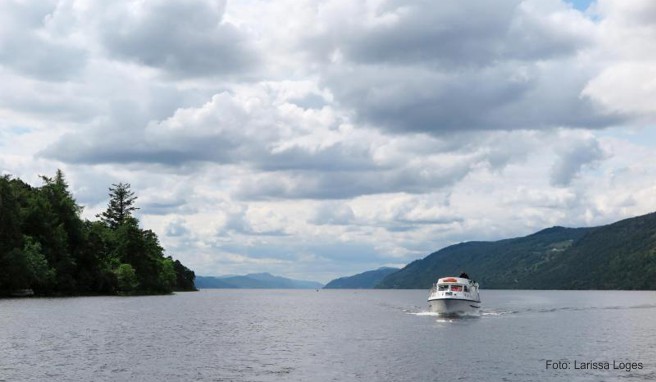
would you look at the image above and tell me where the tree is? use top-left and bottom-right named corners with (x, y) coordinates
top-left (38, 170), bottom-right (82, 293)
top-left (112, 219), bottom-right (172, 293)
top-left (0, 176), bottom-right (23, 282)
top-left (172, 258), bottom-right (197, 291)
top-left (22, 236), bottom-right (56, 290)
top-left (1, 172), bottom-right (196, 296)
top-left (115, 263), bottom-right (139, 293)
top-left (77, 220), bottom-right (117, 294)
top-left (159, 258), bottom-right (177, 291)
top-left (99, 183), bottom-right (139, 229)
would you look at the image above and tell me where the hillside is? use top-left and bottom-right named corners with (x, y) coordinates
top-left (196, 273), bottom-right (323, 289)
top-left (324, 267), bottom-right (400, 289)
top-left (193, 276), bottom-right (235, 289)
top-left (378, 212), bottom-right (656, 290)
top-left (529, 212), bottom-right (656, 289)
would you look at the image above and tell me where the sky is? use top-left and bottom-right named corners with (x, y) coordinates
top-left (1, 0), bottom-right (656, 283)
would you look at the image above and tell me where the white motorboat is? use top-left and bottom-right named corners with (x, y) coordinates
top-left (428, 276), bottom-right (481, 315)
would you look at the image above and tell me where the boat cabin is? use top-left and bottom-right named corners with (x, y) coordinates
top-left (436, 284), bottom-right (470, 293)
top-left (429, 276), bottom-right (479, 301)
top-left (428, 275), bottom-right (482, 313)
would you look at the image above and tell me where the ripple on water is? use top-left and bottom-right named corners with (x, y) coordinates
top-left (2, 290), bottom-right (656, 381)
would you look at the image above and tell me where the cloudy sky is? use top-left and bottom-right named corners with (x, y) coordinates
top-left (2, 0), bottom-right (656, 283)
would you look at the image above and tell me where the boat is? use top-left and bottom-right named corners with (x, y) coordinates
top-left (427, 276), bottom-right (481, 315)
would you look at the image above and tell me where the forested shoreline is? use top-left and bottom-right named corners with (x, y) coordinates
top-left (0, 170), bottom-right (195, 297)
top-left (377, 212), bottom-right (656, 290)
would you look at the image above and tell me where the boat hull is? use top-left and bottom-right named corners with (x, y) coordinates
top-left (428, 298), bottom-right (480, 315)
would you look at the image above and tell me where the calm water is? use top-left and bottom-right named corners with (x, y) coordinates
top-left (1, 289), bottom-right (655, 381)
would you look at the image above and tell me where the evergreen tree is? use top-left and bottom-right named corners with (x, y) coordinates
top-left (0, 176), bottom-right (22, 256)
top-left (172, 258), bottom-right (197, 291)
top-left (0, 176), bottom-right (24, 292)
top-left (36, 170), bottom-right (83, 293)
top-left (78, 220), bottom-right (117, 294)
top-left (1, 171), bottom-right (196, 297)
top-left (99, 183), bottom-right (139, 229)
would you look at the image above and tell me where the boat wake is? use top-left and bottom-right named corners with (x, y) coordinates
top-left (409, 311), bottom-right (441, 316)
top-left (406, 307), bottom-right (520, 319)
top-left (521, 303), bottom-right (656, 314)
top-left (407, 310), bottom-right (481, 320)
top-left (407, 303), bottom-right (656, 322)
top-left (480, 310), bottom-right (518, 316)
top-left (411, 304), bottom-right (656, 319)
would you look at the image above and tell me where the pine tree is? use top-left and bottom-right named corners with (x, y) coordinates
top-left (99, 183), bottom-right (139, 229)
top-left (36, 170), bottom-right (82, 293)
top-left (0, 175), bottom-right (24, 292)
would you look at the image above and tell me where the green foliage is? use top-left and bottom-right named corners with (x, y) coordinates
top-left (159, 258), bottom-right (177, 291)
top-left (0, 176), bottom-right (22, 254)
top-left (377, 214), bottom-right (656, 290)
top-left (172, 258), bottom-right (197, 291)
top-left (377, 226), bottom-right (591, 289)
top-left (115, 263), bottom-right (139, 293)
top-left (22, 236), bottom-right (56, 290)
top-left (529, 213), bottom-right (656, 289)
top-left (0, 171), bottom-right (196, 297)
top-left (98, 183), bottom-right (139, 229)
top-left (0, 176), bottom-right (24, 292)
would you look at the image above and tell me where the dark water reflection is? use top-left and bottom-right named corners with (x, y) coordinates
top-left (1, 290), bottom-right (655, 381)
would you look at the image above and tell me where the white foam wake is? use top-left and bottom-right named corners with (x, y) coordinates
top-left (410, 311), bottom-right (441, 316)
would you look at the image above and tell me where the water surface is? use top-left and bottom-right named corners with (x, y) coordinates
top-left (1, 290), bottom-right (655, 381)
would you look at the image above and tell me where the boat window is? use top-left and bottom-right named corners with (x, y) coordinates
top-left (438, 285), bottom-right (449, 291)
top-left (450, 285), bottom-right (463, 292)
top-left (464, 286), bottom-right (469, 293)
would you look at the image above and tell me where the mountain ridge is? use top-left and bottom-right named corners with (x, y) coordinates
top-left (195, 273), bottom-right (323, 289)
top-left (376, 212), bottom-right (656, 290)
top-left (324, 267), bottom-right (400, 289)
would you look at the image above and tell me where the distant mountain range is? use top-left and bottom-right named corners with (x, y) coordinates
top-left (324, 267), bottom-right (400, 289)
top-left (376, 212), bottom-right (656, 290)
top-left (197, 212), bottom-right (656, 291)
top-left (195, 273), bottom-right (324, 289)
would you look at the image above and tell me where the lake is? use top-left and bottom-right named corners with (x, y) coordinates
top-left (1, 289), bottom-right (655, 381)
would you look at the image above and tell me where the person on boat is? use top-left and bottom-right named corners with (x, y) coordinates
top-left (459, 272), bottom-right (469, 279)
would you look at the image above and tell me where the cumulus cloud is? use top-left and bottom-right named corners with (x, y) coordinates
top-left (311, 202), bottom-right (356, 225)
top-left (584, 63), bottom-right (656, 118)
top-left (220, 207), bottom-right (290, 237)
top-left (42, 81), bottom-right (517, 199)
top-left (581, 1), bottom-right (656, 122)
top-left (166, 218), bottom-right (191, 237)
top-left (5, 0), bottom-right (656, 281)
top-left (304, 0), bottom-right (590, 65)
top-left (235, 162), bottom-right (473, 200)
top-left (289, 0), bottom-right (619, 134)
top-left (98, 0), bottom-right (259, 78)
top-left (42, 82), bottom-right (333, 165)
top-left (0, 1), bottom-right (88, 81)
top-left (550, 134), bottom-right (608, 186)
